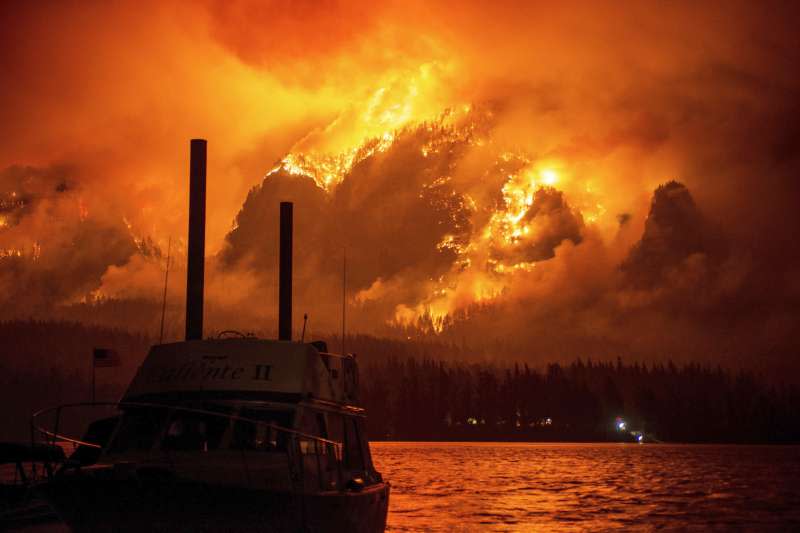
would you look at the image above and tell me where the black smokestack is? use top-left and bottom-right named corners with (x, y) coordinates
top-left (279, 201), bottom-right (293, 341)
top-left (185, 139), bottom-right (206, 341)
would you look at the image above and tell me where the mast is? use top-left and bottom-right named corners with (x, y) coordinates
top-left (159, 236), bottom-right (171, 344)
top-left (342, 248), bottom-right (347, 354)
top-left (278, 201), bottom-right (293, 341)
top-left (185, 139), bottom-right (206, 341)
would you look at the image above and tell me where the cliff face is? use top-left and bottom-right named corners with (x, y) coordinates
top-left (622, 181), bottom-right (726, 289)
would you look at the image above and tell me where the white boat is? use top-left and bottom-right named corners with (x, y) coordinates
top-left (32, 139), bottom-right (390, 532)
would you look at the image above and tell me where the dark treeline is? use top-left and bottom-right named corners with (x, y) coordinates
top-left (1, 321), bottom-right (798, 443)
top-left (360, 357), bottom-right (800, 444)
top-left (0, 319), bottom-right (151, 377)
top-left (0, 320), bottom-right (149, 440)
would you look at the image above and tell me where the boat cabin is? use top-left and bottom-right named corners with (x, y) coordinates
top-left (93, 338), bottom-right (380, 494)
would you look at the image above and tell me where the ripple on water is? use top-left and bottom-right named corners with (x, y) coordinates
top-left (372, 442), bottom-right (800, 532)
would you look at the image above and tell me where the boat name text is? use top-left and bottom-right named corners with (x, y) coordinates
top-left (141, 361), bottom-right (272, 384)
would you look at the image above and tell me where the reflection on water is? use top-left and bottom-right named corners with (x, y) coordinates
top-left (371, 442), bottom-right (800, 532)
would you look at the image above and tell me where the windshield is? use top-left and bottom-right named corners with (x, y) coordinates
top-left (162, 407), bottom-right (231, 452)
top-left (107, 407), bottom-right (167, 453)
top-left (105, 404), bottom-right (295, 454)
top-left (231, 408), bottom-right (294, 451)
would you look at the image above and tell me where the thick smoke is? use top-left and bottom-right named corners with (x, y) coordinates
top-left (0, 165), bottom-right (138, 315)
top-left (497, 187), bottom-right (583, 264)
top-left (220, 116), bottom-right (487, 332)
top-left (1, 1), bottom-right (799, 377)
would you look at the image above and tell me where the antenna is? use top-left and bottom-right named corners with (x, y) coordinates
top-left (159, 236), bottom-right (172, 344)
top-left (342, 247), bottom-right (347, 355)
top-left (301, 313), bottom-right (308, 342)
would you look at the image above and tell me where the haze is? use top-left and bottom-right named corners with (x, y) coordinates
top-left (1, 1), bottom-right (799, 379)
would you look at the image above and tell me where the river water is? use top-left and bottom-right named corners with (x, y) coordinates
top-left (6, 442), bottom-right (799, 531)
top-left (371, 442), bottom-right (800, 532)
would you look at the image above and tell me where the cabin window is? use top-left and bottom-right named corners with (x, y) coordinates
top-left (344, 417), bottom-right (365, 470)
top-left (162, 408), bottom-right (229, 452)
top-left (327, 413), bottom-right (344, 442)
top-left (231, 408), bottom-right (293, 451)
top-left (203, 403), bottom-right (234, 448)
top-left (316, 413), bottom-right (328, 439)
top-left (298, 412), bottom-right (331, 456)
top-left (108, 408), bottom-right (167, 453)
top-left (355, 418), bottom-right (373, 469)
top-left (325, 412), bottom-right (345, 460)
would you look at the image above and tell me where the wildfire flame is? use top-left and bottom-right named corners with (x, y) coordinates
top-left (0, 248), bottom-right (23, 259)
top-left (268, 94), bottom-right (596, 332)
top-left (269, 132), bottom-right (396, 191)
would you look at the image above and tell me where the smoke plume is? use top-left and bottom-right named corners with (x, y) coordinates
top-left (1, 1), bottom-right (799, 377)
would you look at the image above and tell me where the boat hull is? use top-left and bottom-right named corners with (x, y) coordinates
top-left (38, 471), bottom-right (389, 533)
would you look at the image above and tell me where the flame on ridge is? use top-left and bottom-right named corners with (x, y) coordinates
top-left (265, 64), bottom-right (467, 191)
top-left (270, 131), bottom-right (397, 191)
top-left (270, 108), bottom-right (589, 333)
top-left (258, 72), bottom-right (601, 334)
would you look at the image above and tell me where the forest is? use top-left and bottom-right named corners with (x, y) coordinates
top-left (359, 355), bottom-right (800, 443)
top-left (1, 321), bottom-right (798, 443)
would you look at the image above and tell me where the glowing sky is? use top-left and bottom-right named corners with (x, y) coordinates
top-left (1, 1), bottom-right (799, 374)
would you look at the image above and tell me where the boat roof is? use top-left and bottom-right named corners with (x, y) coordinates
top-left (123, 339), bottom-right (359, 406)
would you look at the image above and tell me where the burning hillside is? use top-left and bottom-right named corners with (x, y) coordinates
top-left (221, 106), bottom-right (596, 333)
top-left (0, 1), bottom-right (798, 371)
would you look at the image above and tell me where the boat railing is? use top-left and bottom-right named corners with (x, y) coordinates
top-left (31, 402), bottom-right (346, 493)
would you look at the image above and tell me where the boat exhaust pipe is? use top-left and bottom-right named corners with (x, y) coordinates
top-left (279, 202), bottom-right (293, 341)
top-left (185, 139), bottom-right (206, 341)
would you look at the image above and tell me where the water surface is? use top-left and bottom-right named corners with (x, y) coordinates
top-left (371, 442), bottom-right (800, 532)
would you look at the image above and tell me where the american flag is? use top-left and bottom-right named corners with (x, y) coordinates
top-left (93, 348), bottom-right (120, 368)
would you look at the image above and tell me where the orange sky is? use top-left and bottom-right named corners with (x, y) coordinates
top-left (1, 1), bottom-right (799, 372)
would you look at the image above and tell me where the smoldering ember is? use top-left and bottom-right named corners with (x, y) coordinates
top-left (1, 2), bottom-right (800, 532)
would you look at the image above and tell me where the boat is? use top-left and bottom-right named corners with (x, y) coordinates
top-left (31, 139), bottom-right (390, 532)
